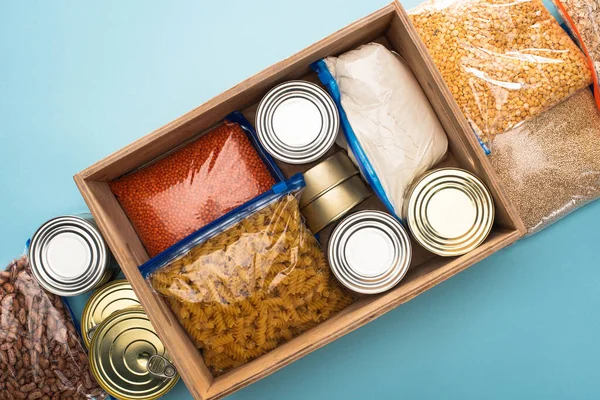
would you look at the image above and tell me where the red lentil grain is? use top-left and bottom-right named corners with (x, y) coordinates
top-left (109, 121), bottom-right (276, 257)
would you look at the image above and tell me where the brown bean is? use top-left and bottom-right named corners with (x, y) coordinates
top-left (0, 350), bottom-right (8, 365)
top-left (2, 282), bottom-right (15, 294)
top-left (18, 308), bottom-right (27, 325)
top-left (7, 348), bottom-right (16, 365)
top-left (38, 356), bottom-right (49, 370)
top-left (21, 381), bottom-right (36, 392)
top-left (83, 373), bottom-right (93, 389)
top-left (27, 389), bottom-right (43, 400)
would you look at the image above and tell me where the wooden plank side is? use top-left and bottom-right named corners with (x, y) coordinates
top-left (79, 6), bottom-right (396, 182)
top-left (386, 1), bottom-right (526, 235)
top-left (74, 174), bottom-right (212, 400)
top-left (207, 228), bottom-right (520, 399)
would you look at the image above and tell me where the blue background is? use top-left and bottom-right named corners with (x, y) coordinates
top-left (1, 1), bottom-right (599, 399)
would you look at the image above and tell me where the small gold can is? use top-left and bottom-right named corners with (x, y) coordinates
top-left (302, 175), bottom-right (372, 233)
top-left (403, 168), bottom-right (494, 257)
top-left (81, 279), bottom-right (140, 348)
top-left (300, 152), bottom-right (358, 208)
top-left (89, 307), bottom-right (179, 400)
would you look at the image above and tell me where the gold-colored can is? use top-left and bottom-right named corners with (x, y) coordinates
top-left (403, 168), bottom-right (494, 257)
top-left (300, 152), bottom-right (358, 208)
top-left (81, 279), bottom-right (141, 348)
top-left (89, 307), bottom-right (179, 400)
top-left (302, 174), bottom-right (372, 233)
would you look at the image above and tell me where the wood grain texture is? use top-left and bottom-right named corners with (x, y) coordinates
top-left (74, 3), bottom-right (525, 399)
top-left (73, 175), bottom-right (213, 399)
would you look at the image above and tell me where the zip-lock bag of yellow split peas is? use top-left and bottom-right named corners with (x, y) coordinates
top-left (140, 175), bottom-right (354, 375)
top-left (409, 0), bottom-right (593, 147)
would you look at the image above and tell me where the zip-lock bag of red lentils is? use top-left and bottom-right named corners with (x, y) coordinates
top-left (139, 175), bottom-right (355, 375)
top-left (0, 255), bottom-right (107, 400)
top-left (109, 112), bottom-right (285, 257)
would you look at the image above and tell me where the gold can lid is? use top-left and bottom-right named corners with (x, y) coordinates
top-left (404, 168), bottom-right (494, 257)
top-left (81, 279), bottom-right (141, 348)
top-left (89, 307), bottom-right (179, 400)
top-left (300, 152), bottom-right (358, 208)
top-left (301, 174), bottom-right (372, 233)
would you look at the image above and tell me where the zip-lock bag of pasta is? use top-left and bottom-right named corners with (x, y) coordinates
top-left (140, 174), bottom-right (355, 375)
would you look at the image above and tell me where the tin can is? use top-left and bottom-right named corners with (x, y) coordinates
top-left (300, 152), bottom-right (358, 208)
top-left (81, 279), bottom-right (141, 349)
top-left (403, 168), bottom-right (494, 257)
top-left (29, 214), bottom-right (119, 296)
top-left (89, 307), bottom-right (179, 400)
top-left (328, 210), bottom-right (412, 294)
top-left (302, 175), bottom-right (371, 233)
top-left (256, 80), bottom-right (339, 164)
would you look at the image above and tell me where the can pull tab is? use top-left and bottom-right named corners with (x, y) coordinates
top-left (87, 325), bottom-right (98, 339)
top-left (147, 355), bottom-right (177, 380)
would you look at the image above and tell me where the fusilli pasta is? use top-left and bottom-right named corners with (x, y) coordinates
top-left (149, 194), bottom-right (354, 375)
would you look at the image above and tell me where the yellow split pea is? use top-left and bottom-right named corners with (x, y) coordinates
top-left (410, 0), bottom-right (592, 144)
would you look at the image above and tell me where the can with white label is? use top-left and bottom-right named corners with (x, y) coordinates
top-left (29, 214), bottom-right (119, 296)
top-left (328, 210), bottom-right (412, 294)
top-left (256, 80), bottom-right (339, 164)
top-left (403, 168), bottom-right (494, 257)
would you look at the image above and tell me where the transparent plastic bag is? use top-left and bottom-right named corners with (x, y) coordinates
top-left (140, 176), bottom-right (355, 375)
top-left (409, 0), bottom-right (593, 146)
top-left (0, 256), bottom-right (107, 400)
top-left (489, 88), bottom-right (600, 234)
top-left (552, 0), bottom-right (600, 108)
top-left (109, 112), bottom-right (284, 257)
top-left (313, 43), bottom-right (448, 219)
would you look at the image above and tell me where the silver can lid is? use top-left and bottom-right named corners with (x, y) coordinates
top-left (328, 210), bottom-right (412, 294)
top-left (403, 168), bottom-right (495, 257)
top-left (29, 215), bottom-right (109, 296)
top-left (256, 80), bottom-right (339, 164)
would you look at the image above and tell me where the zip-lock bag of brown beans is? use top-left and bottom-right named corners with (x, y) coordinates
top-left (139, 175), bottom-right (355, 376)
top-left (409, 0), bottom-right (593, 147)
top-left (109, 112), bottom-right (285, 258)
top-left (489, 88), bottom-right (600, 234)
top-left (0, 255), bottom-right (107, 400)
top-left (551, 0), bottom-right (600, 109)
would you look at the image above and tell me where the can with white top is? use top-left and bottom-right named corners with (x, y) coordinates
top-left (29, 214), bottom-right (119, 296)
top-left (256, 80), bottom-right (339, 164)
top-left (327, 210), bottom-right (412, 294)
top-left (403, 168), bottom-right (494, 257)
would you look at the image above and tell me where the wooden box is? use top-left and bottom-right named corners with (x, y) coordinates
top-left (74, 2), bottom-right (525, 399)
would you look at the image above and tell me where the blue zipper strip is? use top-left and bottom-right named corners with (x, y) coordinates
top-left (226, 111), bottom-right (285, 182)
top-left (139, 174), bottom-right (306, 278)
top-left (311, 60), bottom-right (399, 219)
